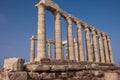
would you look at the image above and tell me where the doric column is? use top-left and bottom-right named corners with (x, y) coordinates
top-left (92, 29), bottom-right (100, 62)
top-left (85, 27), bottom-right (93, 62)
top-left (47, 42), bottom-right (51, 58)
top-left (103, 33), bottom-right (110, 63)
top-left (36, 4), bottom-right (46, 61)
top-left (76, 22), bottom-right (84, 61)
top-left (55, 11), bottom-right (62, 60)
top-left (74, 38), bottom-right (79, 61)
top-left (98, 32), bottom-right (105, 63)
top-left (62, 44), bottom-right (64, 60)
top-left (67, 17), bottom-right (75, 60)
top-left (30, 36), bottom-right (35, 63)
top-left (107, 36), bottom-right (114, 64)
top-left (66, 44), bottom-right (69, 60)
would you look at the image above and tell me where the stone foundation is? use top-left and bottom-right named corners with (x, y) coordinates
top-left (0, 58), bottom-right (120, 80)
top-left (1, 70), bottom-right (120, 80)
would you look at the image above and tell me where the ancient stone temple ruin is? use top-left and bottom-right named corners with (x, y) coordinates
top-left (0, 0), bottom-right (120, 80)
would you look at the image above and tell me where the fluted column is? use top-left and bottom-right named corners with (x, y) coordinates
top-left (92, 29), bottom-right (99, 62)
top-left (74, 39), bottom-right (79, 61)
top-left (30, 37), bottom-right (35, 63)
top-left (55, 12), bottom-right (62, 60)
top-left (77, 22), bottom-right (85, 61)
top-left (103, 33), bottom-right (110, 63)
top-left (67, 17), bottom-right (75, 60)
top-left (98, 32), bottom-right (105, 63)
top-left (47, 42), bottom-right (51, 58)
top-left (85, 27), bottom-right (93, 62)
top-left (61, 44), bottom-right (65, 60)
top-left (36, 4), bottom-right (46, 61)
top-left (107, 36), bottom-right (114, 64)
top-left (66, 44), bottom-right (69, 60)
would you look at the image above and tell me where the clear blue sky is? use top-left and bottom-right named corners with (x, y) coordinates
top-left (0, 0), bottom-right (120, 68)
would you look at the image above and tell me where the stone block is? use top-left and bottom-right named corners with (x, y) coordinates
top-left (0, 71), bottom-right (28, 80)
top-left (94, 71), bottom-right (104, 77)
top-left (104, 72), bottom-right (119, 80)
top-left (51, 65), bottom-right (66, 71)
top-left (4, 58), bottom-right (24, 71)
top-left (26, 64), bottom-right (50, 71)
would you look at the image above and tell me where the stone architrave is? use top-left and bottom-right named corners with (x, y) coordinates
top-left (67, 17), bottom-right (75, 60)
top-left (36, 4), bottom-right (46, 61)
top-left (54, 11), bottom-right (62, 60)
top-left (92, 29), bottom-right (99, 62)
top-left (47, 42), bottom-right (51, 58)
top-left (98, 32), bottom-right (105, 63)
top-left (76, 22), bottom-right (85, 61)
top-left (30, 36), bottom-right (35, 63)
top-left (107, 36), bottom-right (114, 64)
top-left (85, 27), bottom-right (93, 62)
top-left (103, 33), bottom-right (110, 63)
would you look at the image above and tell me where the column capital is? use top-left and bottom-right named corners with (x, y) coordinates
top-left (36, 2), bottom-right (45, 8)
top-left (102, 32), bottom-right (107, 36)
top-left (66, 16), bottom-right (72, 22)
top-left (91, 28), bottom-right (95, 31)
top-left (76, 21), bottom-right (82, 29)
top-left (85, 27), bottom-right (90, 32)
top-left (54, 10), bottom-right (61, 15)
top-left (30, 35), bottom-right (34, 40)
top-left (102, 33), bottom-right (107, 40)
top-left (55, 11), bottom-right (61, 20)
top-left (74, 38), bottom-right (77, 43)
top-left (107, 36), bottom-right (111, 40)
top-left (47, 42), bottom-right (51, 45)
top-left (91, 28), bottom-right (96, 34)
top-left (97, 32), bottom-right (102, 37)
top-left (76, 21), bottom-right (81, 25)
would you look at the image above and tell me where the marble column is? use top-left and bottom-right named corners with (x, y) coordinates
top-left (66, 44), bottom-right (69, 60)
top-left (67, 17), bottom-right (75, 60)
top-left (77, 22), bottom-right (85, 61)
top-left (36, 4), bottom-right (46, 61)
top-left (47, 42), bottom-right (51, 58)
top-left (98, 32), bottom-right (105, 63)
top-left (92, 29), bottom-right (100, 62)
top-left (85, 27), bottom-right (93, 62)
top-left (107, 36), bottom-right (114, 64)
top-left (30, 37), bottom-right (35, 63)
top-left (74, 39), bottom-right (79, 61)
top-left (103, 33), bottom-right (110, 63)
top-left (62, 44), bottom-right (64, 60)
top-left (55, 12), bottom-right (62, 60)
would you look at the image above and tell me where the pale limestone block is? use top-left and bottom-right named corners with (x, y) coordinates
top-left (3, 58), bottom-right (24, 71)
top-left (104, 72), bottom-right (118, 80)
